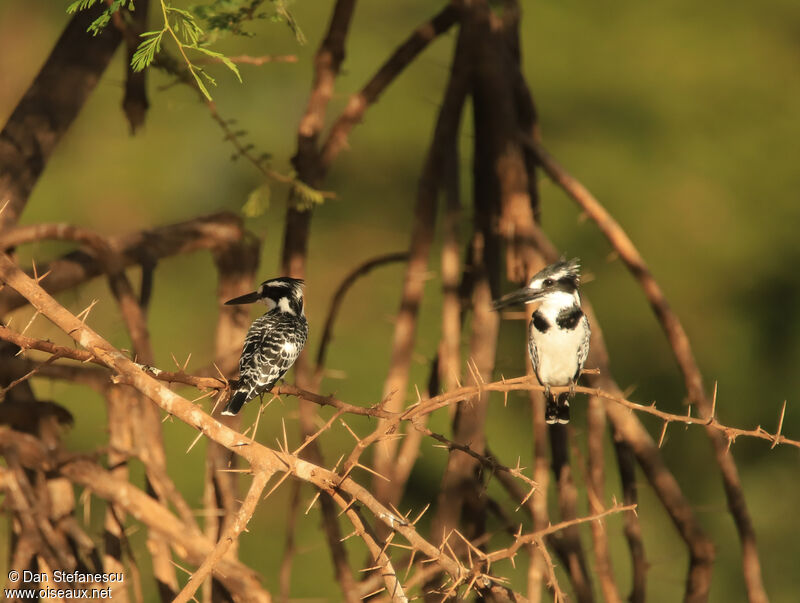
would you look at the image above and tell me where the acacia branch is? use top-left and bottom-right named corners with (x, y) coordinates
top-left (0, 252), bottom-right (466, 583)
top-left (484, 504), bottom-right (637, 566)
top-left (0, 212), bottom-right (247, 314)
top-left (314, 251), bottom-right (409, 382)
top-left (0, 5), bottom-right (122, 230)
top-left (174, 471), bottom-right (270, 603)
top-left (319, 3), bottom-right (459, 168)
top-left (4, 324), bottom-right (795, 451)
top-left (0, 428), bottom-right (270, 602)
top-left (586, 397), bottom-right (622, 603)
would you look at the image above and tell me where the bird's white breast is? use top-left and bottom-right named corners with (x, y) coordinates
top-left (530, 292), bottom-right (586, 387)
top-left (531, 325), bottom-right (584, 386)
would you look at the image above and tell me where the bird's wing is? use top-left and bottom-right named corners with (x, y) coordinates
top-left (527, 320), bottom-right (541, 381)
top-left (575, 314), bottom-right (591, 381)
top-left (239, 314), bottom-right (307, 392)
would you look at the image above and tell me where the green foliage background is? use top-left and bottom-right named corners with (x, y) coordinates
top-left (1, 1), bottom-right (798, 601)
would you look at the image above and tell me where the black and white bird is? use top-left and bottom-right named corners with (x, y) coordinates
top-left (493, 259), bottom-right (590, 424)
top-left (222, 277), bottom-right (308, 416)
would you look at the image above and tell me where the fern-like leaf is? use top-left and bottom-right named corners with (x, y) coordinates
top-left (131, 31), bottom-right (165, 72)
top-left (66, 0), bottom-right (99, 13)
top-left (192, 46), bottom-right (242, 83)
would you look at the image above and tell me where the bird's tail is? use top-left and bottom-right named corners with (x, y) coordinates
top-left (545, 392), bottom-right (570, 425)
top-left (222, 389), bottom-right (248, 416)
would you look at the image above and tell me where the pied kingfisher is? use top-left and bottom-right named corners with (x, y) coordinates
top-left (493, 259), bottom-right (590, 424)
top-left (222, 277), bottom-right (308, 416)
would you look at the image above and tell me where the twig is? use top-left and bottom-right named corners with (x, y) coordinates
top-left (548, 425), bottom-right (593, 602)
top-left (611, 428), bottom-right (647, 602)
top-left (278, 480), bottom-right (302, 603)
top-left (0, 5), bottom-right (121, 230)
top-left (0, 429), bottom-right (270, 602)
top-left (485, 504), bottom-right (637, 565)
top-left (0, 213), bottom-right (248, 314)
top-left (195, 54), bottom-right (298, 65)
top-left (585, 396), bottom-right (622, 603)
top-left (174, 471), bottom-right (270, 603)
top-left (314, 252), bottom-right (409, 383)
top-left (5, 323), bottom-right (795, 451)
top-left (319, 3), bottom-right (458, 168)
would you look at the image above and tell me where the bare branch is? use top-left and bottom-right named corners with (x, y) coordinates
top-left (174, 471), bottom-right (270, 603)
top-left (320, 4), bottom-right (459, 168)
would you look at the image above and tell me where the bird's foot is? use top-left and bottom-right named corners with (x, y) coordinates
top-left (556, 399), bottom-right (570, 424)
top-left (545, 398), bottom-right (558, 424)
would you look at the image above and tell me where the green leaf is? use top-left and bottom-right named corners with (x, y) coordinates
top-left (273, 3), bottom-right (306, 45)
top-left (192, 46), bottom-right (242, 83)
top-left (131, 30), bottom-right (164, 72)
top-left (87, 12), bottom-right (111, 35)
top-left (241, 185), bottom-right (271, 218)
top-left (189, 68), bottom-right (213, 101)
top-left (291, 180), bottom-right (327, 211)
top-left (168, 7), bottom-right (204, 46)
top-left (67, 0), bottom-right (99, 14)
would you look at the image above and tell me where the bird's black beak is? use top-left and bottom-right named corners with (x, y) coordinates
top-left (492, 287), bottom-right (545, 310)
top-left (224, 291), bottom-right (261, 305)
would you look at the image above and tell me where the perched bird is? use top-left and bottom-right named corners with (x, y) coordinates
top-left (493, 259), bottom-right (590, 424)
top-left (222, 277), bottom-right (308, 416)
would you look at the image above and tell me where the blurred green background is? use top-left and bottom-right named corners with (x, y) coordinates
top-left (1, 1), bottom-right (798, 601)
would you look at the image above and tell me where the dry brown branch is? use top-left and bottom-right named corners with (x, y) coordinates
top-left (278, 480), bottom-right (302, 603)
top-left (281, 0), bottom-right (357, 279)
top-left (0, 212), bottom-right (247, 314)
top-left (174, 471), bottom-right (270, 603)
top-left (611, 428), bottom-right (647, 602)
top-left (0, 5), bottom-right (121, 230)
top-left (5, 322), bottom-right (795, 452)
top-left (2, 454), bottom-right (76, 572)
top-left (429, 237), bottom-right (499, 598)
top-left (103, 386), bottom-right (134, 603)
top-left (585, 396), bottom-right (622, 603)
top-left (0, 253), bottom-right (474, 588)
top-left (202, 230), bottom-right (260, 602)
top-left (120, 0), bottom-right (149, 134)
top-left (372, 13), bottom-right (473, 509)
top-left (527, 137), bottom-right (767, 602)
top-left (582, 313), bottom-right (715, 601)
top-left (0, 355), bottom-right (108, 392)
top-left (548, 426), bottom-right (593, 602)
top-left (276, 24), bottom-right (361, 590)
top-left (319, 3), bottom-right (459, 168)
top-left (484, 503), bottom-right (636, 566)
top-left (0, 428), bottom-right (270, 602)
top-left (295, 400), bottom-right (360, 603)
top-left (196, 54), bottom-right (298, 65)
top-left (0, 222), bottom-right (180, 596)
top-left (314, 251), bottom-right (409, 384)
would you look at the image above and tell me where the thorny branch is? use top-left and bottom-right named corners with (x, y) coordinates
top-left (173, 471), bottom-right (270, 603)
top-left (4, 245), bottom-right (766, 600)
top-left (2, 320), bottom-right (796, 451)
top-left (0, 2), bottom-right (786, 600)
